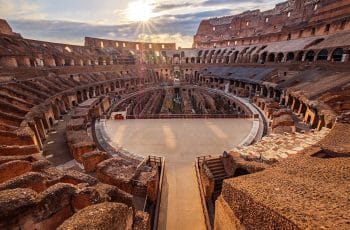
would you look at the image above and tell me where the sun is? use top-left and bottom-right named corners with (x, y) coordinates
top-left (127, 0), bottom-right (153, 22)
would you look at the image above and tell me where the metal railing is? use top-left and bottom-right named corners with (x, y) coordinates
top-left (126, 114), bottom-right (251, 119)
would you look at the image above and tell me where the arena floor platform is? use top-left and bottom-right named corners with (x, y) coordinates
top-left (103, 118), bottom-right (253, 229)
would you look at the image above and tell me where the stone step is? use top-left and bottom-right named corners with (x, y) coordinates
top-left (209, 164), bottom-right (225, 170)
top-left (213, 172), bottom-right (227, 179)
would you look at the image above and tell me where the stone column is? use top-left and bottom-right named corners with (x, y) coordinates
top-left (35, 118), bottom-right (47, 140)
top-left (29, 122), bottom-right (43, 150)
top-left (291, 98), bottom-right (297, 111)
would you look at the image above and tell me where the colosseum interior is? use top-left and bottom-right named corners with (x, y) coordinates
top-left (0, 0), bottom-right (349, 229)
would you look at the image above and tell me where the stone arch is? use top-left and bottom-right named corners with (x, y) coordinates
top-left (48, 117), bottom-right (54, 127)
top-left (0, 56), bottom-right (18, 68)
top-left (267, 53), bottom-right (275, 62)
top-left (44, 57), bottom-right (56, 67)
top-left (106, 57), bottom-right (112, 65)
top-left (54, 57), bottom-right (65, 66)
top-left (84, 59), bottom-right (92, 66)
top-left (331, 48), bottom-right (344, 62)
top-left (89, 87), bottom-right (94, 98)
top-left (260, 52), bottom-right (268, 63)
top-left (95, 86), bottom-right (101, 96)
top-left (316, 49), bottom-right (328, 61)
top-left (82, 89), bottom-right (88, 100)
top-left (276, 53), bottom-right (284, 62)
top-left (110, 82), bottom-right (115, 91)
top-left (75, 59), bottom-right (83, 66)
top-left (98, 57), bottom-right (105, 65)
top-left (54, 97), bottom-right (66, 115)
top-left (77, 91), bottom-right (84, 103)
top-left (262, 86), bottom-right (268, 97)
top-left (305, 50), bottom-right (315, 62)
top-left (64, 58), bottom-right (74, 66)
top-left (173, 55), bottom-right (180, 64)
top-left (286, 52), bottom-right (295, 61)
top-left (16, 56), bottom-right (31, 67)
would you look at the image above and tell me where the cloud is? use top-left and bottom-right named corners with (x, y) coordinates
top-left (137, 33), bottom-right (193, 48)
top-left (6, 0), bottom-right (285, 48)
top-left (153, 2), bottom-right (193, 12)
top-left (8, 8), bottom-right (233, 47)
top-left (201, 0), bottom-right (264, 6)
top-left (0, 0), bottom-right (46, 20)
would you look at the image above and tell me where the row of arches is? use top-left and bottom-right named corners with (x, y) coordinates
top-left (195, 75), bottom-right (332, 131)
top-left (196, 47), bottom-right (348, 65)
top-left (0, 55), bottom-right (134, 68)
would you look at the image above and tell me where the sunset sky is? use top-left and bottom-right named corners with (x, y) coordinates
top-left (0, 0), bottom-right (283, 48)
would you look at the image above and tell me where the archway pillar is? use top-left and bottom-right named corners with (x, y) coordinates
top-left (342, 53), bottom-right (349, 62)
top-left (35, 118), bottom-right (47, 140)
top-left (28, 122), bottom-right (43, 150)
top-left (302, 53), bottom-right (307, 62)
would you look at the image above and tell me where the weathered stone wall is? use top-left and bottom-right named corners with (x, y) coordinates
top-left (194, 0), bottom-right (350, 48)
top-left (0, 19), bottom-right (14, 35)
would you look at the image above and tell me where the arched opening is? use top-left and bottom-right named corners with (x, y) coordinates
top-left (49, 117), bottom-right (54, 127)
top-left (233, 168), bottom-right (250, 177)
top-left (317, 49), bottom-right (328, 61)
top-left (191, 57), bottom-right (195, 63)
top-left (77, 91), bottom-right (83, 103)
top-left (83, 89), bottom-right (88, 100)
top-left (260, 52), bottom-right (267, 63)
top-left (64, 59), bottom-right (73, 66)
top-left (305, 50), bottom-right (315, 62)
top-left (98, 57), bottom-right (105, 65)
top-left (286, 52), bottom-right (295, 61)
top-left (276, 53), bottom-right (284, 62)
top-left (332, 48), bottom-right (344, 62)
top-left (89, 87), bottom-right (94, 98)
top-left (55, 57), bottom-right (64, 66)
top-left (262, 87), bottom-right (268, 97)
top-left (55, 98), bottom-right (64, 115)
top-left (267, 53), bottom-right (275, 62)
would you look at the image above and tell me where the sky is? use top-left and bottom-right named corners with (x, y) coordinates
top-left (0, 0), bottom-right (283, 48)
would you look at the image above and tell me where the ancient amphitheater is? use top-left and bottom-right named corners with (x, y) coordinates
top-left (0, 0), bottom-right (349, 229)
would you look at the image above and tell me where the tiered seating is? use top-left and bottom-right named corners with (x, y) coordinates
top-left (0, 69), bottom-right (160, 229)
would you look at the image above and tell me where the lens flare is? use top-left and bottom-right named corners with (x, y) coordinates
top-left (127, 0), bottom-right (152, 22)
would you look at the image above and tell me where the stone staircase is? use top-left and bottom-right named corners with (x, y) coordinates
top-left (205, 157), bottom-right (228, 198)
